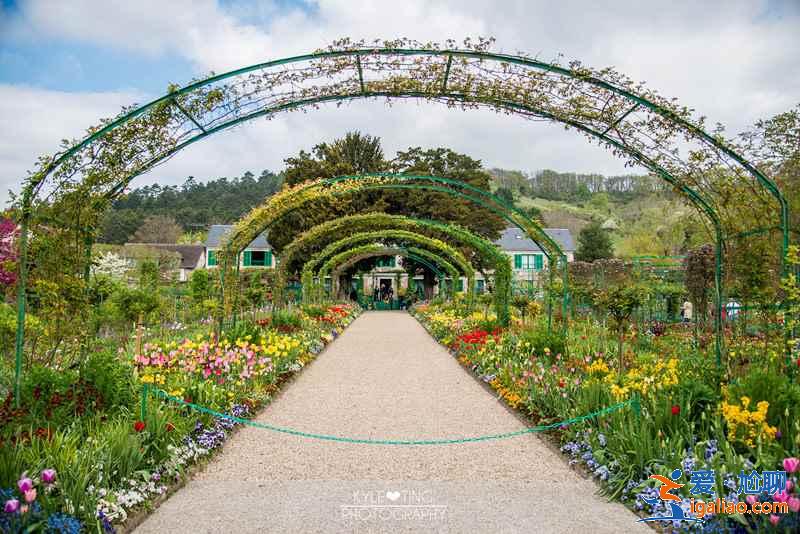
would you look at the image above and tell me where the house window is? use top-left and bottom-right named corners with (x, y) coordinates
top-left (243, 250), bottom-right (272, 267)
top-left (376, 256), bottom-right (396, 268)
top-left (476, 279), bottom-right (485, 293)
top-left (207, 250), bottom-right (217, 267)
top-left (514, 254), bottom-right (544, 271)
top-left (456, 278), bottom-right (464, 292)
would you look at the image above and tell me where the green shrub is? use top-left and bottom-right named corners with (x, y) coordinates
top-left (79, 349), bottom-right (135, 411)
top-left (0, 302), bottom-right (42, 357)
top-left (519, 327), bottom-right (567, 357)
top-left (302, 304), bottom-right (327, 319)
top-left (270, 309), bottom-right (304, 331)
top-left (223, 320), bottom-right (261, 341)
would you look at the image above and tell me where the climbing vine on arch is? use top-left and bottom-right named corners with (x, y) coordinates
top-left (301, 229), bottom-right (475, 306)
top-left (318, 245), bottom-right (462, 300)
top-left (274, 212), bottom-right (511, 323)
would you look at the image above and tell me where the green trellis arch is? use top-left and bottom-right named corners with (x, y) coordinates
top-left (273, 212), bottom-right (512, 321)
top-left (302, 229), bottom-right (476, 306)
top-left (319, 245), bottom-right (461, 299)
top-left (12, 40), bottom-right (789, 405)
top-left (218, 173), bottom-right (564, 325)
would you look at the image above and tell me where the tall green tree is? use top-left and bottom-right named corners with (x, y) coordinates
top-left (284, 131), bottom-right (385, 186)
top-left (268, 139), bottom-right (506, 254)
top-left (575, 221), bottom-right (614, 262)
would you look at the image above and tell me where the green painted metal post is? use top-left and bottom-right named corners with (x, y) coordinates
top-left (561, 255), bottom-right (569, 337)
top-left (12, 200), bottom-right (31, 408)
top-left (232, 252), bottom-right (240, 328)
top-left (632, 393), bottom-right (641, 419)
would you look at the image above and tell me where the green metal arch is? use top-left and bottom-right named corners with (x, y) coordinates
top-left (217, 173), bottom-right (545, 325)
top-left (24, 47), bottom-right (787, 231)
top-left (320, 245), bottom-right (460, 299)
top-left (13, 46), bottom-right (785, 405)
top-left (301, 229), bottom-right (475, 303)
top-left (324, 250), bottom-right (447, 303)
top-left (274, 212), bottom-right (511, 321)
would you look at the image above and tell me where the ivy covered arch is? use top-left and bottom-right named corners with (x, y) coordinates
top-left (301, 229), bottom-right (476, 305)
top-left (319, 245), bottom-right (461, 299)
top-left (273, 212), bottom-right (511, 320)
top-left (216, 173), bottom-right (559, 324)
top-left (12, 38), bottom-right (789, 400)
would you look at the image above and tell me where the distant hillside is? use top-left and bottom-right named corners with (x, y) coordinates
top-left (488, 168), bottom-right (710, 257)
top-left (99, 170), bottom-right (283, 244)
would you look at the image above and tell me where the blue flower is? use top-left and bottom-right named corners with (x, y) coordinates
top-left (595, 465), bottom-right (610, 481)
top-left (46, 513), bottom-right (83, 534)
top-left (97, 510), bottom-right (116, 534)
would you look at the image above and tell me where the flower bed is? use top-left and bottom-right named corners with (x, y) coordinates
top-left (412, 301), bottom-right (800, 532)
top-left (0, 303), bottom-right (360, 533)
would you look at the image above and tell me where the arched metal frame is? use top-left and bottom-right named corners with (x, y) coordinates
top-left (216, 173), bottom-right (561, 326)
top-left (301, 229), bottom-right (475, 303)
top-left (274, 212), bottom-right (511, 320)
top-left (12, 43), bottom-right (788, 404)
top-left (321, 246), bottom-right (460, 299)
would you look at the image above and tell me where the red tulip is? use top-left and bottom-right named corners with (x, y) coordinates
top-left (671, 405), bottom-right (680, 416)
top-left (133, 421), bottom-right (146, 432)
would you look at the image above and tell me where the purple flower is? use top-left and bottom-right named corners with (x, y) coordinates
top-left (4, 499), bottom-right (19, 513)
top-left (41, 469), bottom-right (56, 485)
top-left (17, 478), bottom-right (33, 494)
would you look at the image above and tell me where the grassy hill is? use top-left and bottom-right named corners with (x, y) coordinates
top-left (488, 169), bottom-right (710, 258)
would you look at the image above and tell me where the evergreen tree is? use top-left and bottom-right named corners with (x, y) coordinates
top-left (575, 221), bottom-right (614, 262)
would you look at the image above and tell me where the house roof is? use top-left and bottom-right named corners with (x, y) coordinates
top-left (129, 244), bottom-right (205, 269)
top-left (206, 225), bottom-right (271, 249)
top-left (495, 227), bottom-right (575, 253)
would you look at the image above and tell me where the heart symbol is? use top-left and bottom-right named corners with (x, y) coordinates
top-left (386, 491), bottom-right (401, 501)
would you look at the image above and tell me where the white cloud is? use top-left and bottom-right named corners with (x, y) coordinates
top-left (0, 84), bottom-right (145, 199)
top-left (2, 0), bottom-right (799, 203)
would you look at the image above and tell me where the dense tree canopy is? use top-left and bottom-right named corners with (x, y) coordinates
top-left (266, 133), bottom-right (507, 252)
top-left (575, 221), bottom-right (614, 262)
top-left (99, 170), bottom-right (283, 243)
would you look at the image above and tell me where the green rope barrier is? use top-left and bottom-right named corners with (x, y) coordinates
top-left (143, 386), bottom-right (638, 446)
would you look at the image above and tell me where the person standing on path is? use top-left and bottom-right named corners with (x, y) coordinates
top-left (681, 300), bottom-right (693, 323)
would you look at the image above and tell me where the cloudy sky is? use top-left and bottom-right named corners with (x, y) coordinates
top-left (0, 0), bottom-right (798, 203)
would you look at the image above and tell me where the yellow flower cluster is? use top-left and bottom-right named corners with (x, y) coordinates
top-left (140, 373), bottom-right (166, 385)
top-left (607, 358), bottom-right (679, 399)
top-left (489, 378), bottom-right (523, 409)
top-left (587, 359), bottom-right (610, 376)
top-left (721, 396), bottom-right (778, 448)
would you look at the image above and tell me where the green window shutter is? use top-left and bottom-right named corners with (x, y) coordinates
top-left (457, 278), bottom-right (464, 292)
top-left (534, 254), bottom-right (543, 270)
top-left (266, 250), bottom-right (273, 267)
top-left (389, 256), bottom-right (396, 267)
top-left (243, 250), bottom-right (252, 267)
top-left (208, 250), bottom-right (217, 266)
top-left (514, 254), bottom-right (522, 269)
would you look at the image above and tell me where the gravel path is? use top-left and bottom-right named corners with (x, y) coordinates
top-left (136, 311), bottom-right (649, 533)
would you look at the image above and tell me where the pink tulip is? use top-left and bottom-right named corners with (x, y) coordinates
top-left (41, 469), bottom-right (56, 484)
top-left (3, 499), bottom-right (19, 513)
top-left (745, 495), bottom-right (758, 505)
top-left (23, 489), bottom-right (36, 503)
top-left (783, 457), bottom-right (800, 473)
top-left (769, 514), bottom-right (780, 526)
top-left (789, 497), bottom-right (800, 513)
top-left (17, 478), bottom-right (33, 494)
top-left (787, 479), bottom-right (794, 492)
top-left (774, 489), bottom-right (790, 503)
